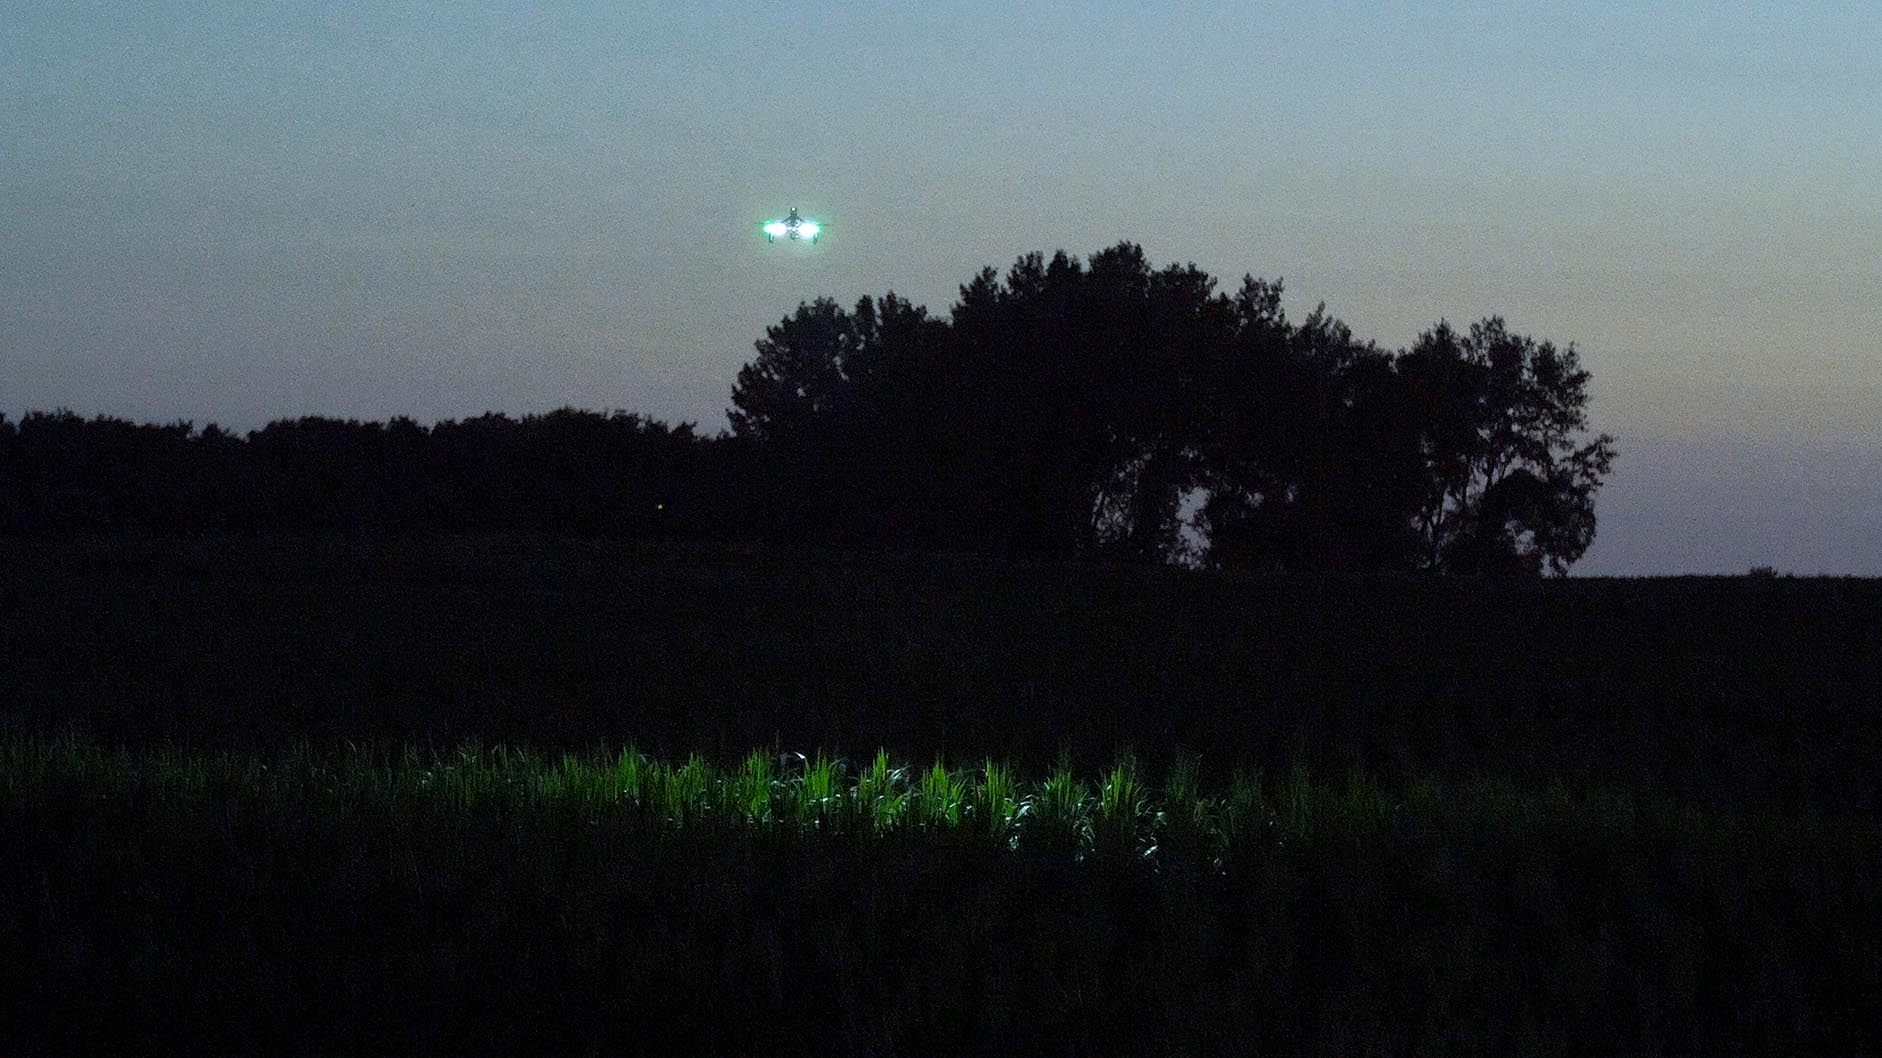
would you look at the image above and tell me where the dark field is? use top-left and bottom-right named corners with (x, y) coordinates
top-left (4, 535), bottom-right (1880, 805)
top-left (5, 736), bottom-right (1879, 1057)
top-left (3, 536), bottom-right (1881, 1055)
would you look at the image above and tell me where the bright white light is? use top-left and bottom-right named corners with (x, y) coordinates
top-left (763, 221), bottom-right (788, 237)
top-left (798, 222), bottom-right (820, 238)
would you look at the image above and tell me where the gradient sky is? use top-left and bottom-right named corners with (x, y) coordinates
top-left (3, 1), bottom-right (1878, 573)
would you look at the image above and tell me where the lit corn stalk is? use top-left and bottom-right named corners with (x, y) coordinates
top-left (850, 748), bottom-right (909, 833)
top-left (1155, 750), bottom-right (1214, 861)
top-left (784, 751), bottom-right (842, 829)
top-left (614, 747), bottom-right (645, 812)
top-left (1092, 758), bottom-right (1150, 858)
top-left (1216, 768), bottom-right (1270, 865)
top-left (976, 760), bottom-right (1018, 848)
top-left (916, 758), bottom-right (966, 829)
top-left (724, 750), bottom-right (776, 826)
top-left (652, 755), bottom-right (710, 825)
top-left (1022, 762), bottom-right (1090, 855)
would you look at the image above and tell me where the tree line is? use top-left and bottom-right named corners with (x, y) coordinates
top-left (0, 243), bottom-right (1614, 572)
top-left (0, 408), bottom-right (738, 541)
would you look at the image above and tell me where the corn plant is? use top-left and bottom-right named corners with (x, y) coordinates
top-left (916, 758), bottom-right (967, 829)
top-left (1217, 767), bottom-right (1270, 862)
top-left (652, 754), bottom-right (710, 825)
top-left (614, 746), bottom-right (646, 810)
top-left (1336, 767), bottom-right (1393, 841)
top-left (1156, 749), bottom-right (1213, 861)
top-left (792, 751), bottom-right (842, 828)
top-left (724, 750), bottom-right (776, 826)
top-left (1092, 757), bottom-right (1150, 858)
top-left (1023, 760), bottom-right (1089, 855)
top-left (850, 748), bottom-right (909, 832)
top-left (1278, 762), bottom-right (1316, 844)
top-left (976, 759), bottom-right (1018, 848)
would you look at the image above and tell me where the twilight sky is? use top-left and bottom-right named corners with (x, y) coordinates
top-left (3, 1), bottom-right (1878, 573)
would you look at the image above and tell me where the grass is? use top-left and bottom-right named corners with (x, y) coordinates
top-left (3, 731), bottom-right (1873, 862)
top-left (7, 535), bottom-right (1882, 816)
top-left (5, 536), bottom-right (1882, 1053)
top-left (5, 734), bottom-right (1881, 1055)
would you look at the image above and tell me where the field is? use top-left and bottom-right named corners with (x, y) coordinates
top-left (4, 535), bottom-right (1880, 804)
top-left (6, 735), bottom-right (1879, 1056)
top-left (3, 536), bottom-right (1881, 1054)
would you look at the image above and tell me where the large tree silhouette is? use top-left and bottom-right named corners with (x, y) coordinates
top-left (727, 243), bottom-right (1615, 572)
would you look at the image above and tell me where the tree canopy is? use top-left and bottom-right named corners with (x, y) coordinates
top-left (0, 243), bottom-right (1615, 573)
top-left (729, 243), bottom-right (1615, 573)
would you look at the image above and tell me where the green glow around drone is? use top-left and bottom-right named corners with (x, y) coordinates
top-left (762, 208), bottom-right (822, 243)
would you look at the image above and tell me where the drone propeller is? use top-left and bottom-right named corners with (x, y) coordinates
top-left (761, 214), bottom-right (825, 242)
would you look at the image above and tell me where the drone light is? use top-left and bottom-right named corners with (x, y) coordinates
top-left (762, 221), bottom-right (788, 238)
top-left (798, 221), bottom-right (820, 238)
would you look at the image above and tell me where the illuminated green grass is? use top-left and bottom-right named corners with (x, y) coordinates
top-left (5, 732), bottom-right (1879, 1055)
top-left (3, 733), bottom-right (1856, 866)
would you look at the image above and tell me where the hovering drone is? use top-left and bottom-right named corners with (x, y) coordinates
top-left (762, 207), bottom-right (821, 243)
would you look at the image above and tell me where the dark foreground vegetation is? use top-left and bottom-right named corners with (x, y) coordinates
top-left (5, 536), bottom-right (1880, 814)
top-left (6, 538), bottom-right (1880, 1052)
top-left (4, 735), bottom-right (1878, 1057)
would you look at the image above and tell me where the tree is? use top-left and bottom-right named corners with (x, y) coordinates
top-left (722, 247), bottom-right (1616, 573)
top-left (727, 297), bottom-right (857, 444)
top-left (0, 245), bottom-right (1616, 574)
top-left (934, 244), bottom-right (1237, 560)
top-left (1398, 317), bottom-right (1616, 575)
top-left (726, 293), bottom-right (952, 545)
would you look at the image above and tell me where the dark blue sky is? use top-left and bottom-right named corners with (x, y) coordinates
top-left (4, 1), bottom-right (1878, 573)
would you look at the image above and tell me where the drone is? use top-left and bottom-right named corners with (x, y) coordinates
top-left (762, 207), bottom-right (821, 243)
